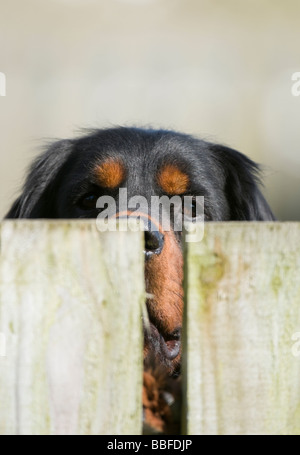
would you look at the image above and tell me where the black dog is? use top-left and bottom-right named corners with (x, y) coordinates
top-left (5, 127), bottom-right (275, 433)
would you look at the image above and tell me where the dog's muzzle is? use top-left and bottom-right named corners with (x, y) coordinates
top-left (115, 211), bottom-right (165, 260)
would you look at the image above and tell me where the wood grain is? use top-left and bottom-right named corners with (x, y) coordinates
top-left (0, 221), bottom-right (144, 435)
top-left (183, 222), bottom-right (300, 435)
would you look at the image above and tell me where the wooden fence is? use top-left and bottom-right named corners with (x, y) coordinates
top-left (182, 222), bottom-right (300, 435)
top-left (0, 221), bottom-right (300, 435)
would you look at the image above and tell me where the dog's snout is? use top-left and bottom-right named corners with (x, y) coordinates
top-left (144, 230), bottom-right (164, 259)
top-left (115, 211), bottom-right (164, 259)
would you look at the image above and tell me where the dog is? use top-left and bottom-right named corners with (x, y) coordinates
top-left (5, 127), bottom-right (275, 433)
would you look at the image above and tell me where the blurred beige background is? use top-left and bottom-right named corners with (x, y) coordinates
top-left (0, 0), bottom-right (299, 220)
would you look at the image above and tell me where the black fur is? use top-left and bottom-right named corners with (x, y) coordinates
top-left (5, 127), bottom-right (275, 221)
top-left (4, 126), bottom-right (275, 434)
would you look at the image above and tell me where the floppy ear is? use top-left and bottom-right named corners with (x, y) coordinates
top-left (5, 139), bottom-right (73, 219)
top-left (210, 144), bottom-right (276, 221)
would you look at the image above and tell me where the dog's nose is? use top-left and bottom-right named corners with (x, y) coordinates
top-left (144, 230), bottom-right (164, 260)
top-left (114, 211), bottom-right (164, 259)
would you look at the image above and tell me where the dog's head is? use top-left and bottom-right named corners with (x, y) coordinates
top-left (5, 127), bottom-right (275, 374)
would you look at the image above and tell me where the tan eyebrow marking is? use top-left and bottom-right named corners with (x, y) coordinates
top-left (157, 164), bottom-right (189, 195)
top-left (94, 159), bottom-right (125, 189)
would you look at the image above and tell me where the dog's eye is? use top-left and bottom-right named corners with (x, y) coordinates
top-left (182, 197), bottom-right (199, 219)
top-left (78, 193), bottom-right (98, 210)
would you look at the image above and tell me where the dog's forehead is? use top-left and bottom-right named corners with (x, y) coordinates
top-left (79, 130), bottom-right (201, 173)
top-left (77, 128), bottom-right (198, 161)
top-left (71, 129), bottom-right (216, 198)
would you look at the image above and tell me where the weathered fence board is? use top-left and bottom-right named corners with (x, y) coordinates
top-left (1, 221), bottom-right (300, 435)
top-left (0, 221), bottom-right (144, 435)
top-left (183, 223), bottom-right (300, 435)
